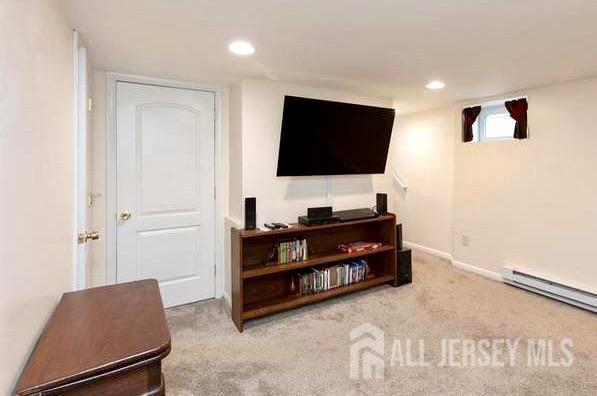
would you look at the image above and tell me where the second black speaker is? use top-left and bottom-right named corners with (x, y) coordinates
top-left (376, 193), bottom-right (387, 214)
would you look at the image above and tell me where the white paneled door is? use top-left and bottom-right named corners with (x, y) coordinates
top-left (116, 82), bottom-right (215, 307)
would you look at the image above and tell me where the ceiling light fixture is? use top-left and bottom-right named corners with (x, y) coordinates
top-left (228, 40), bottom-right (255, 56)
top-left (426, 80), bottom-right (446, 90)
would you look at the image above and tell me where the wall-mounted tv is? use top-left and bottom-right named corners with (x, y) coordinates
top-left (276, 96), bottom-right (395, 176)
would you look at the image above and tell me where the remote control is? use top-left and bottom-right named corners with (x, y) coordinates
top-left (272, 222), bottom-right (289, 228)
top-left (264, 223), bottom-right (279, 230)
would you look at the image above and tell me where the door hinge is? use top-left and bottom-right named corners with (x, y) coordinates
top-left (214, 186), bottom-right (216, 200)
top-left (88, 98), bottom-right (95, 112)
top-left (87, 193), bottom-right (102, 208)
top-left (78, 230), bottom-right (100, 244)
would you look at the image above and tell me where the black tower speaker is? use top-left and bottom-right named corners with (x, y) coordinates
top-left (376, 193), bottom-right (387, 214)
top-left (393, 223), bottom-right (412, 286)
top-left (394, 249), bottom-right (412, 286)
top-left (244, 197), bottom-right (256, 230)
top-left (396, 224), bottom-right (403, 250)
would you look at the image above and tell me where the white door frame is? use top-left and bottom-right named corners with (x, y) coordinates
top-left (105, 72), bottom-right (225, 300)
top-left (73, 30), bottom-right (90, 291)
top-left (72, 31), bottom-right (80, 291)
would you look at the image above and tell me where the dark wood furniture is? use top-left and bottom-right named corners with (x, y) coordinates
top-left (15, 279), bottom-right (171, 396)
top-left (232, 213), bottom-right (398, 331)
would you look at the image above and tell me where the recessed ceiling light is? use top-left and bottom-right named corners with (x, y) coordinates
top-left (228, 40), bottom-right (255, 56)
top-left (426, 80), bottom-right (446, 90)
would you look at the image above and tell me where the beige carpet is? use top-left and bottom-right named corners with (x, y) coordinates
top-left (163, 251), bottom-right (597, 395)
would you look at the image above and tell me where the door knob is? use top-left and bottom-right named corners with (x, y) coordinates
top-left (120, 211), bottom-right (132, 220)
top-left (78, 231), bottom-right (100, 244)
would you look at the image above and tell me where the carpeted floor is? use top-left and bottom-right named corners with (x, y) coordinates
top-left (163, 251), bottom-right (597, 395)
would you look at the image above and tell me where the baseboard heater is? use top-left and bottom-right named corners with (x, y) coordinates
top-left (502, 267), bottom-right (596, 313)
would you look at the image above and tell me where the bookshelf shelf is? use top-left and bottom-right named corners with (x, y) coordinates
top-left (243, 274), bottom-right (395, 320)
top-left (231, 213), bottom-right (398, 331)
top-left (243, 245), bottom-right (395, 279)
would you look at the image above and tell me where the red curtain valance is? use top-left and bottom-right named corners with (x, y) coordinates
top-left (505, 98), bottom-right (528, 139)
top-left (462, 106), bottom-right (481, 142)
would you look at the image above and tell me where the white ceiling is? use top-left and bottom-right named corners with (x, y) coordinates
top-left (61, 0), bottom-right (597, 113)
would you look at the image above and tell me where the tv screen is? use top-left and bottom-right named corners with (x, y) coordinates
top-left (276, 96), bottom-right (395, 176)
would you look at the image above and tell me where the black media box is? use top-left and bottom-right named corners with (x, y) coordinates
top-left (298, 206), bottom-right (339, 226)
top-left (308, 206), bottom-right (333, 220)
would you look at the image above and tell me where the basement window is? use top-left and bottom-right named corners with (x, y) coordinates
top-left (472, 103), bottom-right (516, 142)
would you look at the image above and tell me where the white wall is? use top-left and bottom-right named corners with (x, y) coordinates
top-left (454, 78), bottom-right (597, 293)
top-left (223, 83), bottom-right (244, 304)
top-left (0, 0), bottom-right (74, 392)
top-left (228, 83), bottom-right (243, 223)
top-left (392, 107), bottom-right (455, 254)
top-left (396, 77), bottom-right (597, 293)
top-left (238, 78), bottom-right (395, 227)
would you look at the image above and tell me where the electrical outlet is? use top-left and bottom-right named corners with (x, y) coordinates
top-left (461, 234), bottom-right (470, 247)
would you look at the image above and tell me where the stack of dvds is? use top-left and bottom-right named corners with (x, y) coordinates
top-left (295, 259), bottom-right (368, 295)
top-left (278, 238), bottom-right (308, 264)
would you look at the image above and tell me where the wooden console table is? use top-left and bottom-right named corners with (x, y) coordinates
top-left (15, 279), bottom-right (171, 395)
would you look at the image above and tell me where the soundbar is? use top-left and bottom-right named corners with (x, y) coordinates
top-left (298, 215), bottom-right (339, 226)
top-left (333, 208), bottom-right (377, 222)
top-left (298, 207), bottom-right (378, 226)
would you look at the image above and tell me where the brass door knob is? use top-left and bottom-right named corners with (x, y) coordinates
top-left (78, 231), bottom-right (100, 244)
top-left (120, 211), bottom-right (132, 220)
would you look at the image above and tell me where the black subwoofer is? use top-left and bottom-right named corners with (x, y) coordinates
top-left (394, 248), bottom-right (412, 286)
top-left (393, 223), bottom-right (412, 286)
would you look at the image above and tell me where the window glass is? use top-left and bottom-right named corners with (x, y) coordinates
top-left (485, 113), bottom-right (516, 139)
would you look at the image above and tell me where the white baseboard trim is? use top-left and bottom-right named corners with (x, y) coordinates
top-left (451, 259), bottom-right (502, 282)
top-left (403, 241), bottom-right (452, 261)
top-left (222, 290), bottom-right (232, 310)
top-left (403, 240), bottom-right (502, 283)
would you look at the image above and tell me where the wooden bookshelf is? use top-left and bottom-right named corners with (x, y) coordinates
top-left (231, 213), bottom-right (398, 331)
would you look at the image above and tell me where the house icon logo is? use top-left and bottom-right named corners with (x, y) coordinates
top-left (350, 323), bottom-right (385, 379)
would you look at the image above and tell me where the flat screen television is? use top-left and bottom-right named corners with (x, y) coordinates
top-left (276, 96), bottom-right (395, 176)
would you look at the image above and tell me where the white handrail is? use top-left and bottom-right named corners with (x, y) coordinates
top-left (391, 169), bottom-right (408, 191)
